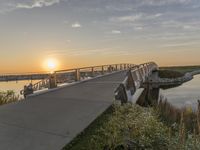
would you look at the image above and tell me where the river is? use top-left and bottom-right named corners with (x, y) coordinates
top-left (0, 80), bottom-right (40, 97)
top-left (160, 74), bottom-right (200, 109)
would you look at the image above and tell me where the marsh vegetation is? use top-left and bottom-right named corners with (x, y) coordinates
top-left (65, 103), bottom-right (200, 150)
top-left (0, 90), bottom-right (19, 105)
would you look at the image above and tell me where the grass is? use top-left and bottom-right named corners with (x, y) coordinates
top-left (157, 96), bottom-right (200, 133)
top-left (64, 105), bottom-right (115, 150)
top-left (0, 90), bottom-right (19, 105)
top-left (64, 103), bottom-right (170, 150)
top-left (155, 96), bottom-right (200, 149)
top-left (160, 65), bottom-right (200, 74)
top-left (158, 70), bottom-right (184, 79)
top-left (64, 102), bottom-right (200, 150)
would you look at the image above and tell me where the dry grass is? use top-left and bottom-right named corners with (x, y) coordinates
top-left (157, 96), bottom-right (200, 133)
top-left (0, 90), bottom-right (19, 105)
top-left (156, 96), bottom-right (200, 149)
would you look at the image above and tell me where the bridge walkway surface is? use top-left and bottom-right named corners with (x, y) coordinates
top-left (0, 71), bottom-right (127, 150)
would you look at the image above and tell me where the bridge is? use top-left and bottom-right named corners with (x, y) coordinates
top-left (0, 62), bottom-right (158, 150)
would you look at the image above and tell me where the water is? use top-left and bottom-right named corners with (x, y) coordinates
top-left (0, 80), bottom-right (40, 96)
top-left (161, 74), bottom-right (200, 109)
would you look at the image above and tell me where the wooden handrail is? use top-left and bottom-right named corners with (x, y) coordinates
top-left (20, 63), bottom-right (135, 97)
top-left (115, 62), bottom-right (158, 103)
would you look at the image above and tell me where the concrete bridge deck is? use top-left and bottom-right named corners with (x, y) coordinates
top-left (0, 71), bottom-right (127, 150)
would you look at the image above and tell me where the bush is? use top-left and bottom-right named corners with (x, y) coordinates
top-left (65, 103), bottom-right (200, 150)
top-left (0, 90), bottom-right (19, 105)
top-left (67, 104), bottom-right (169, 150)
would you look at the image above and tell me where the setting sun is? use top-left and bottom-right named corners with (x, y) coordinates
top-left (43, 58), bottom-right (59, 72)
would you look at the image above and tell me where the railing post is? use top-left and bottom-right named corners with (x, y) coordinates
top-left (108, 65), bottom-right (111, 72)
top-left (120, 64), bottom-right (123, 70)
top-left (75, 69), bottom-right (80, 81)
top-left (91, 67), bottom-right (94, 77)
top-left (49, 72), bottom-right (57, 89)
top-left (137, 67), bottom-right (143, 82)
top-left (102, 66), bottom-right (104, 75)
top-left (124, 64), bottom-right (127, 70)
top-left (115, 64), bottom-right (118, 71)
top-left (126, 70), bottom-right (136, 95)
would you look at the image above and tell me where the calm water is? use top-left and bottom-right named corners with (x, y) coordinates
top-left (161, 74), bottom-right (200, 109)
top-left (0, 80), bottom-right (40, 96)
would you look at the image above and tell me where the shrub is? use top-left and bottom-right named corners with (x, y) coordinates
top-left (0, 90), bottom-right (19, 105)
top-left (66, 102), bottom-right (200, 150)
top-left (88, 104), bottom-right (169, 150)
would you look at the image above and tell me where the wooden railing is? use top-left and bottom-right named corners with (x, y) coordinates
top-left (115, 62), bottom-right (158, 103)
top-left (20, 63), bottom-right (135, 96)
top-left (55, 63), bottom-right (135, 83)
top-left (20, 78), bottom-right (50, 95)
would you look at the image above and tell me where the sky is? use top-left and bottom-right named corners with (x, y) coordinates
top-left (0, 0), bottom-right (200, 73)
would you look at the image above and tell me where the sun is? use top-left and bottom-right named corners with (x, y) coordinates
top-left (47, 60), bottom-right (56, 70)
top-left (43, 58), bottom-right (59, 72)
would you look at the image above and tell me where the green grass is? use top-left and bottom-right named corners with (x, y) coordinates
top-left (158, 70), bottom-right (184, 79)
top-left (160, 65), bottom-right (200, 74)
top-left (64, 104), bottom-right (169, 150)
top-left (63, 105), bottom-right (114, 150)
top-left (64, 103), bottom-right (200, 150)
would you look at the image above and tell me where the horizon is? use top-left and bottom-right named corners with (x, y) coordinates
top-left (0, 0), bottom-right (200, 73)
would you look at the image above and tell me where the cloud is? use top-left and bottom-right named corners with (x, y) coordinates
top-left (134, 27), bottom-right (143, 30)
top-left (161, 20), bottom-right (200, 31)
top-left (0, 0), bottom-right (61, 13)
top-left (16, 0), bottom-right (60, 9)
top-left (110, 14), bottom-right (142, 22)
top-left (71, 22), bottom-right (82, 28)
top-left (138, 0), bottom-right (192, 6)
top-left (111, 30), bottom-right (121, 34)
top-left (161, 41), bottom-right (199, 47)
top-left (154, 13), bottom-right (163, 17)
top-left (110, 13), bottom-right (162, 23)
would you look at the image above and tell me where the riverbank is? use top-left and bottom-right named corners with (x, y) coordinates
top-left (64, 103), bottom-right (200, 150)
top-left (160, 65), bottom-right (200, 74)
top-left (149, 68), bottom-right (200, 87)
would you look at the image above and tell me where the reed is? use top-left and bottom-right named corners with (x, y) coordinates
top-left (0, 90), bottom-right (19, 105)
top-left (157, 96), bottom-right (200, 133)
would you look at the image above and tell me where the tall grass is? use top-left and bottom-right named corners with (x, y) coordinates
top-left (156, 96), bottom-right (200, 149)
top-left (0, 90), bottom-right (19, 105)
top-left (65, 102), bottom-right (200, 150)
top-left (157, 96), bottom-right (200, 132)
